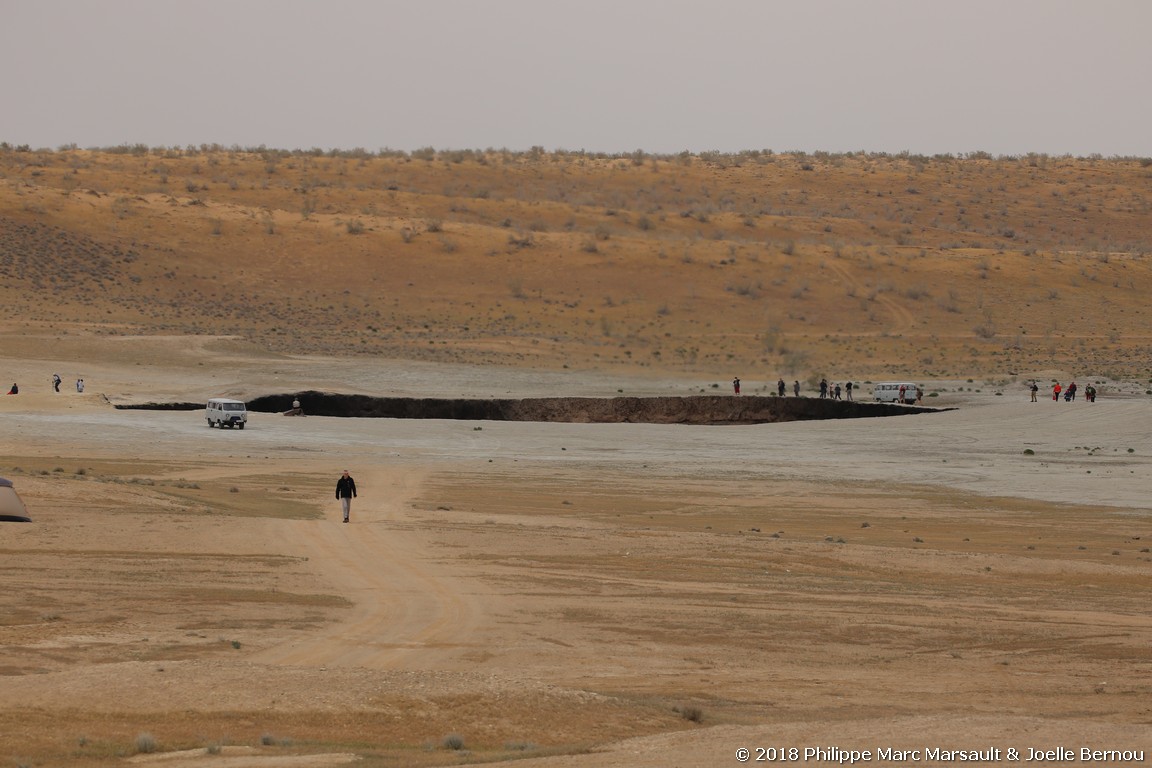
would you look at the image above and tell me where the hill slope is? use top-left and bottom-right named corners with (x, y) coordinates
top-left (2, 146), bottom-right (1151, 381)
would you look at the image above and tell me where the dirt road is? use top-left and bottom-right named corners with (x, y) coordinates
top-left (252, 467), bottom-right (489, 671)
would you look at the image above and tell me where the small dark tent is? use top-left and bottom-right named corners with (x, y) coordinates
top-left (0, 477), bottom-right (31, 522)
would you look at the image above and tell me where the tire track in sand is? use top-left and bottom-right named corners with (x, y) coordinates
top-left (252, 467), bottom-right (484, 670)
top-left (826, 259), bottom-right (915, 333)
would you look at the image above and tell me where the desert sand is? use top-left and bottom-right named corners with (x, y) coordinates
top-left (1, 334), bottom-right (1150, 767)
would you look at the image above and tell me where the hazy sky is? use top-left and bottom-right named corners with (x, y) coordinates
top-left (4, 0), bottom-right (1149, 156)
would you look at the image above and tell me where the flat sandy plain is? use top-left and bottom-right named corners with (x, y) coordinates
top-left (2, 334), bottom-right (1151, 767)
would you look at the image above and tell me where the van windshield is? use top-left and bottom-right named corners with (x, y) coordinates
top-left (222, 403), bottom-right (244, 411)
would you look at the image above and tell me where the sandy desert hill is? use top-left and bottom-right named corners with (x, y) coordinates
top-left (2, 145), bottom-right (1151, 385)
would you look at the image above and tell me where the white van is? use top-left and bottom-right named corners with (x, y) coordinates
top-left (873, 382), bottom-right (919, 404)
top-left (206, 398), bottom-right (248, 429)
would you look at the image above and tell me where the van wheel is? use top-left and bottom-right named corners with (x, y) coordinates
top-left (238, 423), bottom-right (245, 430)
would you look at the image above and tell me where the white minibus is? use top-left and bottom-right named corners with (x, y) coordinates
top-left (873, 382), bottom-right (919, 404)
top-left (206, 398), bottom-right (248, 429)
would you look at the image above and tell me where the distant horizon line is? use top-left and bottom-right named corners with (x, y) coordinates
top-left (4, 141), bottom-right (1150, 163)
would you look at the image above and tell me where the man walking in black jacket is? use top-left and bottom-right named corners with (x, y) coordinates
top-left (336, 470), bottom-right (357, 523)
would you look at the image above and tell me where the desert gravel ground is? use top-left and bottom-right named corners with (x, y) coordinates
top-left (2, 339), bottom-right (1151, 766)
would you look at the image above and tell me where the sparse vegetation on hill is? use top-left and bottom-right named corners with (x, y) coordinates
top-left (2, 143), bottom-right (1151, 379)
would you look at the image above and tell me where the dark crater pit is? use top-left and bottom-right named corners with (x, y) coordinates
top-left (117, 392), bottom-right (946, 425)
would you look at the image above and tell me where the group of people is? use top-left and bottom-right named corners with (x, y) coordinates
top-left (817, 377), bottom-right (856, 401)
top-left (895, 383), bottom-right (922, 404)
top-left (6, 375), bottom-right (85, 395)
top-left (1032, 381), bottom-right (1096, 403)
top-left (732, 377), bottom-right (857, 401)
top-left (55, 374), bottom-right (85, 392)
top-left (734, 377), bottom-right (803, 396)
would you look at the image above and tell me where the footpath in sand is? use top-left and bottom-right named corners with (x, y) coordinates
top-left (2, 344), bottom-right (1151, 766)
top-left (250, 466), bottom-right (487, 672)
